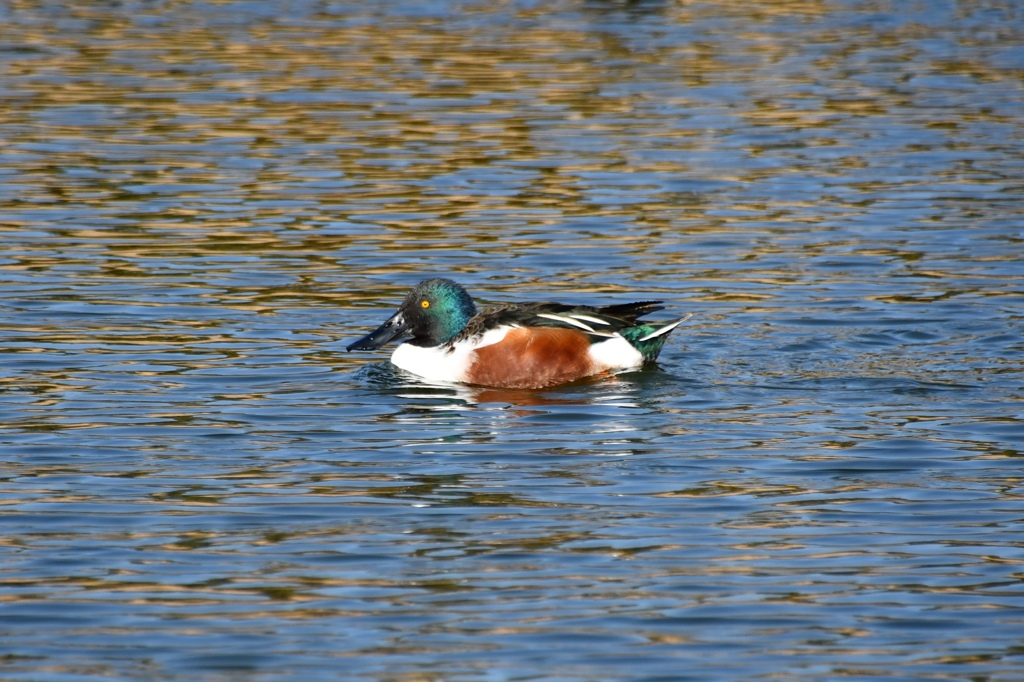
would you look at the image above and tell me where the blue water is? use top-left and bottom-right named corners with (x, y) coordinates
top-left (1, 1), bottom-right (1023, 680)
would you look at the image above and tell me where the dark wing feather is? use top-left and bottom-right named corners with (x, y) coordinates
top-left (595, 301), bottom-right (664, 324)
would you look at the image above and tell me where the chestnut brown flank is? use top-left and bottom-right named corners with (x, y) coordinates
top-left (466, 327), bottom-right (596, 389)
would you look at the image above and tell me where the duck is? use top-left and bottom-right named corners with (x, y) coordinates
top-left (346, 278), bottom-right (690, 389)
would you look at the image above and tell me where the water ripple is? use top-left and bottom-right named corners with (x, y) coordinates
top-left (2, 1), bottom-right (1024, 680)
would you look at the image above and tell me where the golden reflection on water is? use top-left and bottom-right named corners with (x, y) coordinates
top-left (7, 0), bottom-right (1013, 272)
top-left (5, 0), bottom-right (1018, 322)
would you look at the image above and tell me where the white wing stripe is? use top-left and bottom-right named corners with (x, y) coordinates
top-left (569, 314), bottom-right (611, 326)
top-left (535, 313), bottom-right (619, 337)
top-left (536, 313), bottom-right (595, 332)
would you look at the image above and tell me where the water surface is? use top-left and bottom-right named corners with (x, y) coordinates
top-left (2, 1), bottom-right (1023, 680)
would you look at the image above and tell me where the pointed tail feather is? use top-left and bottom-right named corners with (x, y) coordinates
top-left (622, 313), bottom-right (692, 362)
top-left (638, 313), bottom-right (693, 342)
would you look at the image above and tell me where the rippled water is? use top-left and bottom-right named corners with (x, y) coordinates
top-left (2, 1), bottom-right (1023, 680)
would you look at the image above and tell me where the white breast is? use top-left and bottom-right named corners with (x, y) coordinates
top-left (390, 326), bottom-right (511, 383)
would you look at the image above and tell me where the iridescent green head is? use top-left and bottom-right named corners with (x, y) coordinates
top-left (347, 278), bottom-right (477, 351)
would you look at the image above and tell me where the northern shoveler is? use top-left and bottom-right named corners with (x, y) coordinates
top-left (346, 278), bottom-right (690, 389)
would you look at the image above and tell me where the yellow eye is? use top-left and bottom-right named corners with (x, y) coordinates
top-left (421, 300), bottom-right (430, 309)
